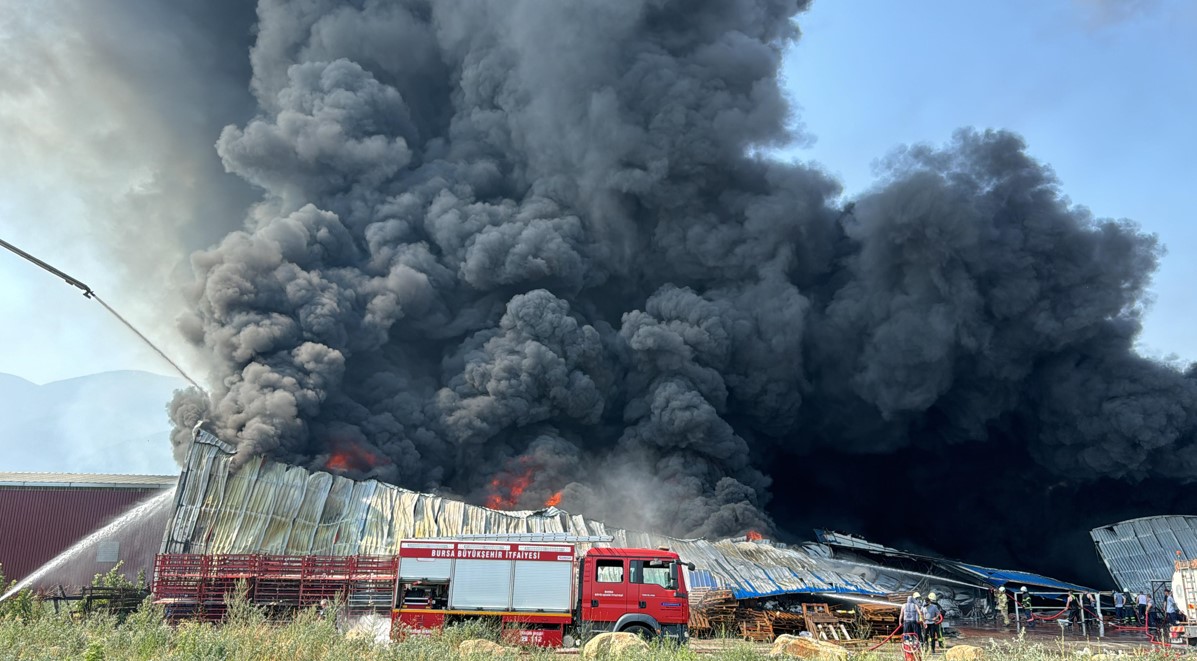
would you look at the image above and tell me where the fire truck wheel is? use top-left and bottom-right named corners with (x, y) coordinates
top-left (621, 624), bottom-right (656, 641)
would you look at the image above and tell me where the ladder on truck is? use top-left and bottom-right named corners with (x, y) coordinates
top-left (448, 533), bottom-right (614, 543)
top-left (1177, 560), bottom-right (1197, 624)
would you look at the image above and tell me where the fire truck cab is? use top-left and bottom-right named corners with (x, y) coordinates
top-left (392, 540), bottom-right (691, 646)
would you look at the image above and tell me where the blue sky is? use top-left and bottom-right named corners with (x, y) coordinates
top-left (780, 0), bottom-right (1195, 366)
top-left (0, 0), bottom-right (1192, 385)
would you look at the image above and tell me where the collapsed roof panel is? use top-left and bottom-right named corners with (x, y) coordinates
top-left (1091, 516), bottom-right (1197, 592)
top-left (953, 565), bottom-right (1091, 593)
top-left (816, 529), bottom-right (1094, 593)
top-left (163, 431), bottom-right (888, 599)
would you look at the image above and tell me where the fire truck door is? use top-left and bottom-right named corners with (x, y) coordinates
top-left (632, 559), bottom-right (685, 621)
top-left (585, 558), bottom-right (631, 623)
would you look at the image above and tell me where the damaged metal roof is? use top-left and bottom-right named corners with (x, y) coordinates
top-left (1090, 516), bottom-right (1197, 592)
top-left (161, 431), bottom-right (887, 600)
top-left (816, 529), bottom-right (1094, 593)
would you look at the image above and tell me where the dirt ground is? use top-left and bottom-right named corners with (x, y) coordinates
top-left (686, 620), bottom-right (1170, 656)
top-left (548, 620), bottom-right (1175, 656)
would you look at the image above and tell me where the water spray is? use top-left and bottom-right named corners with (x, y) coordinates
top-left (0, 487), bottom-right (178, 603)
top-left (0, 236), bottom-right (202, 390)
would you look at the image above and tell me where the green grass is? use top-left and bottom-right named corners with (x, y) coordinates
top-left (0, 596), bottom-right (1188, 661)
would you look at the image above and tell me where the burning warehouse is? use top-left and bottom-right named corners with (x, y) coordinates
top-left (149, 426), bottom-right (1094, 642)
top-left (2, 0), bottom-right (1193, 644)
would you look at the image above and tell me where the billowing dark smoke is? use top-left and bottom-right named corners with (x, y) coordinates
top-left (167, 0), bottom-right (1197, 578)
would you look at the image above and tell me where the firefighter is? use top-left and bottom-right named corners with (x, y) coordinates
top-left (924, 592), bottom-right (944, 653)
top-left (1019, 586), bottom-right (1034, 628)
top-left (1114, 591), bottom-right (1126, 623)
top-left (997, 586), bottom-right (1010, 626)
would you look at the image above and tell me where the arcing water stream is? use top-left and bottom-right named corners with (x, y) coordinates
top-left (0, 486), bottom-right (177, 602)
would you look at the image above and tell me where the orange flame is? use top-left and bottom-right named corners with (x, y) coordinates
top-left (324, 439), bottom-right (389, 473)
top-left (545, 491), bottom-right (562, 507)
top-left (486, 467), bottom-right (534, 510)
top-left (745, 530), bottom-right (763, 541)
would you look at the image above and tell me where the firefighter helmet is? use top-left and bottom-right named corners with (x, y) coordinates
top-left (928, 592), bottom-right (937, 601)
top-left (913, 592), bottom-right (921, 599)
top-left (1020, 586), bottom-right (1028, 592)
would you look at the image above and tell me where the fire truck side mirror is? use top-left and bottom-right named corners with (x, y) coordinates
top-left (687, 562), bottom-right (696, 571)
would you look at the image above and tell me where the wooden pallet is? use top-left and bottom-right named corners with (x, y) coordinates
top-left (768, 610), bottom-right (808, 637)
top-left (859, 602), bottom-right (900, 636)
top-left (802, 603), bottom-right (852, 642)
top-left (690, 589), bottom-right (737, 636)
top-left (736, 608), bottom-right (775, 642)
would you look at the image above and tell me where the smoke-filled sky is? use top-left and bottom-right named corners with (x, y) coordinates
top-left (1, 0), bottom-right (1195, 586)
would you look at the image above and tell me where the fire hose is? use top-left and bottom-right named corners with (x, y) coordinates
top-left (0, 236), bottom-right (202, 390)
top-left (866, 625), bottom-right (902, 652)
top-left (866, 613), bottom-right (943, 653)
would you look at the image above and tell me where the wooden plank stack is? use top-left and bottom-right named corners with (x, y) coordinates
top-left (859, 603), bottom-right (900, 636)
top-left (768, 610), bottom-right (808, 637)
top-left (690, 589), bottom-right (737, 636)
top-left (736, 608), bottom-right (775, 642)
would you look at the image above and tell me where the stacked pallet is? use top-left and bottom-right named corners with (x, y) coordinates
top-left (859, 603), bottom-right (899, 636)
top-left (736, 608), bottom-right (775, 642)
top-left (690, 589), bottom-right (738, 636)
top-left (768, 610), bottom-right (808, 637)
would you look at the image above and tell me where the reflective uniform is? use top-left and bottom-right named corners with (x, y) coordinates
top-left (1019, 590), bottom-right (1033, 627)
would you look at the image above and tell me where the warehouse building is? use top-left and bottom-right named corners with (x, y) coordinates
top-left (0, 472), bottom-right (176, 591)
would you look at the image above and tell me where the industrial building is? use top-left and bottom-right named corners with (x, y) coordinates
top-left (152, 428), bottom-right (1093, 632)
top-left (0, 472), bottom-right (176, 590)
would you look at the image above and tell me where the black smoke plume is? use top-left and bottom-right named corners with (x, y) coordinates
top-left (167, 0), bottom-right (1197, 583)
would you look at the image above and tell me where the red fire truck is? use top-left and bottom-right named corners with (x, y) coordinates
top-left (393, 539), bottom-right (692, 646)
top-left (152, 539), bottom-right (693, 647)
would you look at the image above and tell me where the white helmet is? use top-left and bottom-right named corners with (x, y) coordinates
top-left (928, 592), bottom-right (937, 601)
top-left (999, 587), bottom-right (1006, 592)
top-left (1020, 586), bottom-right (1028, 592)
top-left (913, 592), bottom-right (921, 599)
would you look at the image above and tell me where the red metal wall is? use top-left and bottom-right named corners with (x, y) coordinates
top-left (0, 487), bottom-right (172, 590)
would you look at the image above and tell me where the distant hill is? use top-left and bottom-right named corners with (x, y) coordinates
top-left (0, 370), bottom-right (186, 474)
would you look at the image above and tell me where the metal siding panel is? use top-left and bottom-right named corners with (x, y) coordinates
top-left (332, 481), bottom-right (375, 555)
top-left (1091, 517), bottom-right (1197, 592)
top-left (207, 456), bottom-right (262, 553)
top-left (283, 471), bottom-right (332, 554)
top-left (311, 477), bottom-right (353, 554)
top-left (393, 491), bottom-right (418, 541)
top-left (185, 451), bottom-right (230, 555)
top-left (232, 462), bottom-right (285, 551)
top-left (360, 486), bottom-right (397, 555)
top-left (0, 486), bottom-right (172, 589)
top-left (259, 465), bottom-right (308, 554)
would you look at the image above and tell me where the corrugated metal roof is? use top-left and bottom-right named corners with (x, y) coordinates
top-left (0, 473), bottom-right (177, 489)
top-left (1090, 516), bottom-right (1197, 592)
top-left (161, 431), bottom-right (890, 599)
top-left (815, 530), bottom-right (902, 553)
top-left (818, 529), bottom-right (1094, 592)
top-left (953, 564), bottom-right (1092, 593)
